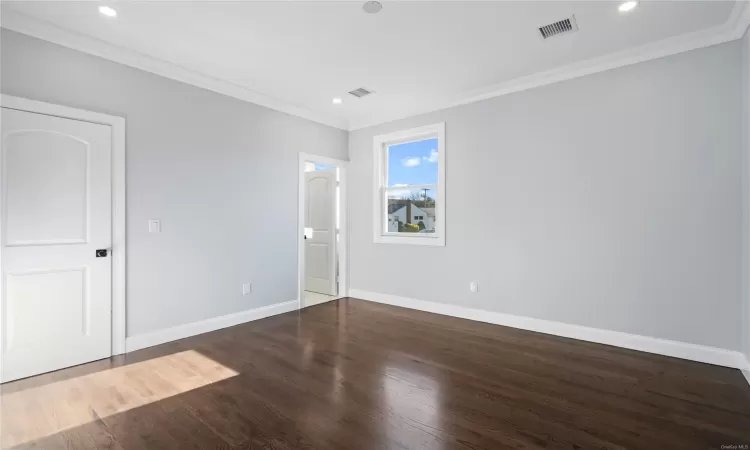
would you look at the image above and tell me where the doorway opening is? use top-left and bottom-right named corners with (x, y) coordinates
top-left (297, 153), bottom-right (348, 308)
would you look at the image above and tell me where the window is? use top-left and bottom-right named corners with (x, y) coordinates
top-left (373, 122), bottom-right (445, 245)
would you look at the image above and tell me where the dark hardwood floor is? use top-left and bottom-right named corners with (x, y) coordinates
top-left (2, 298), bottom-right (749, 449)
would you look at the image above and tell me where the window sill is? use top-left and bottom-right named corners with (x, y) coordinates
top-left (374, 234), bottom-right (445, 246)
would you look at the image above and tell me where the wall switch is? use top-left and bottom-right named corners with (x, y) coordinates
top-left (148, 219), bottom-right (161, 233)
top-left (470, 281), bottom-right (479, 293)
top-left (242, 282), bottom-right (252, 295)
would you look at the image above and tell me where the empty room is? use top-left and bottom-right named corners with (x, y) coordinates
top-left (1, 0), bottom-right (749, 448)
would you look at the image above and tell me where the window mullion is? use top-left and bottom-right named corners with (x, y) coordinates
top-left (384, 184), bottom-right (437, 192)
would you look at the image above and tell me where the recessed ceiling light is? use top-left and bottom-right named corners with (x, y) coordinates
top-left (618, 1), bottom-right (638, 12)
top-left (363, 1), bottom-right (382, 14)
top-left (332, 98), bottom-right (343, 105)
top-left (98, 6), bottom-right (117, 17)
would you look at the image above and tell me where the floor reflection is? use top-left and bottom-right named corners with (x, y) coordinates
top-left (381, 364), bottom-right (445, 449)
top-left (1, 299), bottom-right (745, 449)
top-left (0, 349), bottom-right (237, 449)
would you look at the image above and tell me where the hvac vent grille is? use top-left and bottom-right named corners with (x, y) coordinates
top-left (539, 16), bottom-right (578, 39)
top-left (348, 87), bottom-right (374, 98)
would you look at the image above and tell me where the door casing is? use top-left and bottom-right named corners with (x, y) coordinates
top-left (0, 95), bottom-right (126, 382)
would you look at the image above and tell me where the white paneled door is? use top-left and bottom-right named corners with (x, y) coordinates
top-left (305, 169), bottom-right (337, 296)
top-left (1, 108), bottom-right (112, 382)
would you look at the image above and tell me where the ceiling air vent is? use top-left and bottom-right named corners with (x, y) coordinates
top-left (539, 15), bottom-right (578, 39)
top-left (348, 87), bottom-right (374, 98)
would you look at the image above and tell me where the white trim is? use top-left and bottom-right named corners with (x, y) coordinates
top-left (0, 95), bottom-right (127, 370)
top-left (298, 153), bottom-right (349, 310)
top-left (740, 355), bottom-right (750, 387)
top-left (373, 122), bottom-right (445, 246)
top-left (350, 289), bottom-right (748, 369)
top-left (0, 9), bottom-right (348, 131)
top-left (349, 1), bottom-right (750, 130)
top-left (125, 300), bottom-right (298, 353)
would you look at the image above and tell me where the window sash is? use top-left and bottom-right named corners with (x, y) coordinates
top-left (383, 134), bottom-right (438, 188)
top-left (381, 184), bottom-right (438, 236)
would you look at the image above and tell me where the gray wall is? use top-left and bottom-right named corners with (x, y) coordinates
top-left (1, 30), bottom-right (348, 337)
top-left (743, 29), bottom-right (750, 361)
top-left (3, 28), bottom-right (745, 352)
top-left (349, 41), bottom-right (743, 350)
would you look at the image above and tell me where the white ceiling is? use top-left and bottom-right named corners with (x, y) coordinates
top-left (2, 1), bottom-right (747, 130)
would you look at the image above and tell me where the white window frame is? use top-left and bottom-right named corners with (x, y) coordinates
top-left (372, 122), bottom-right (445, 246)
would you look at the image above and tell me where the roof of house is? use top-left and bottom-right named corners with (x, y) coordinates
top-left (388, 203), bottom-right (406, 214)
top-left (388, 203), bottom-right (436, 216)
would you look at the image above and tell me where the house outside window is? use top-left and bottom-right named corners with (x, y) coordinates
top-left (373, 123), bottom-right (445, 246)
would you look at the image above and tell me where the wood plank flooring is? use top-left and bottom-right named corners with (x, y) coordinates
top-left (2, 298), bottom-right (749, 449)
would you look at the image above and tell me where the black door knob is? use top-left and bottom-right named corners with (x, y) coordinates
top-left (96, 249), bottom-right (109, 257)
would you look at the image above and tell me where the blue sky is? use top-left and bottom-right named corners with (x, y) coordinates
top-left (387, 138), bottom-right (438, 187)
top-left (314, 163), bottom-right (337, 171)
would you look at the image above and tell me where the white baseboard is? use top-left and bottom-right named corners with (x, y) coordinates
top-left (741, 355), bottom-right (750, 386)
top-left (125, 300), bottom-right (298, 353)
top-left (350, 289), bottom-right (747, 370)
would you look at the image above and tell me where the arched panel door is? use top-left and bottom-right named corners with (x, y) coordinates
top-left (1, 108), bottom-right (112, 382)
top-left (304, 169), bottom-right (336, 296)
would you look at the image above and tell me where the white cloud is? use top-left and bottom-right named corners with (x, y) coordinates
top-left (422, 149), bottom-right (438, 163)
top-left (402, 157), bottom-right (421, 167)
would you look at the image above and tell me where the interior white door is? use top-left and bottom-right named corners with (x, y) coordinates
top-left (305, 168), bottom-right (336, 296)
top-left (1, 107), bottom-right (112, 383)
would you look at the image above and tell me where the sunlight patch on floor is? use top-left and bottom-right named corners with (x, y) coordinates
top-left (0, 350), bottom-right (238, 449)
top-left (304, 290), bottom-right (337, 307)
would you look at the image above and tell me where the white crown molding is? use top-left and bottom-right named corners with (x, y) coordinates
top-left (350, 289), bottom-right (749, 369)
top-left (0, 9), bottom-right (349, 131)
top-left (125, 300), bottom-right (297, 353)
top-left (3, 3), bottom-right (749, 132)
top-left (349, 1), bottom-right (750, 130)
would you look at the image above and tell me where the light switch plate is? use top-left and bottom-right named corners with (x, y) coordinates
top-left (242, 282), bottom-right (252, 295)
top-left (470, 281), bottom-right (479, 293)
top-left (148, 219), bottom-right (161, 233)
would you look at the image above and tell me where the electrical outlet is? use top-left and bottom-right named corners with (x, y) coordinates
top-left (242, 282), bottom-right (252, 295)
top-left (470, 281), bottom-right (479, 293)
top-left (148, 219), bottom-right (161, 233)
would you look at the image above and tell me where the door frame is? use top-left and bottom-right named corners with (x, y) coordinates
top-left (0, 95), bottom-right (127, 376)
top-left (297, 153), bottom-right (348, 309)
